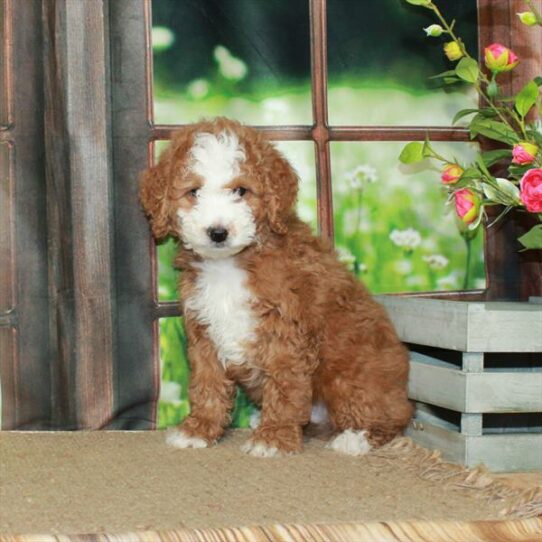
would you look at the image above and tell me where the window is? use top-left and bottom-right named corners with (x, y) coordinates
top-left (0, 0), bottom-right (539, 430)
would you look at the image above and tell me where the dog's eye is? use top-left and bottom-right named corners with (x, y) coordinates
top-left (233, 187), bottom-right (247, 197)
top-left (188, 188), bottom-right (199, 199)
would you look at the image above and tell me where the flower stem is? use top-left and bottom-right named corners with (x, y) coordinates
top-left (430, 2), bottom-right (521, 138)
top-left (462, 234), bottom-right (473, 290)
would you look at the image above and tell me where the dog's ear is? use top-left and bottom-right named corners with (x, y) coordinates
top-left (139, 158), bottom-right (176, 240)
top-left (265, 149), bottom-right (299, 235)
top-left (139, 127), bottom-right (198, 240)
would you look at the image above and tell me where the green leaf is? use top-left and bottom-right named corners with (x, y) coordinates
top-left (515, 80), bottom-right (540, 117)
top-left (455, 57), bottom-right (479, 83)
top-left (469, 116), bottom-right (519, 145)
top-left (399, 142), bottom-right (425, 164)
top-left (429, 70), bottom-right (457, 80)
top-left (452, 108), bottom-right (480, 125)
top-left (480, 149), bottom-right (512, 167)
top-left (518, 224), bottom-right (542, 250)
top-left (405, 0), bottom-right (432, 5)
top-left (460, 167), bottom-right (481, 180)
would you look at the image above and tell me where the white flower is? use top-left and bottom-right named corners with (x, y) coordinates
top-left (187, 79), bottom-right (210, 99)
top-left (437, 272), bottom-right (461, 290)
top-left (395, 259), bottom-right (413, 275)
top-left (160, 380), bottom-right (182, 406)
top-left (389, 228), bottom-right (422, 250)
top-left (152, 26), bottom-right (175, 52)
top-left (344, 164), bottom-right (378, 191)
top-left (336, 246), bottom-right (356, 266)
top-left (358, 262), bottom-right (368, 274)
top-left (423, 254), bottom-right (449, 270)
top-left (213, 45), bottom-right (248, 81)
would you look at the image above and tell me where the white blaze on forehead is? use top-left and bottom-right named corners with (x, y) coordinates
top-left (189, 130), bottom-right (246, 187)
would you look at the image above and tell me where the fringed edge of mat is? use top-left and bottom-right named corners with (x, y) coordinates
top-left (369, 437), bottom-right (542, 519)
top-left (2, 518), bottom-right (542, 542)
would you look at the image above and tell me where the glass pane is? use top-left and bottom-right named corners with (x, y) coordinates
top-left (158, 317), bottom-right (257, 429)
top-left (152, 0), bottom-right (312, 125)
top-left (327, 0), bottom-right (478, 125)
top-left (331, 141), bottom-right (486, 293)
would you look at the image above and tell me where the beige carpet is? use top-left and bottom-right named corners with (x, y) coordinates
top-left (0, 430), bottom-right (541, 540)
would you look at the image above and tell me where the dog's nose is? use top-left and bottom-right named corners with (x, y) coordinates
top-left (207, 227), bottom-right (229, 243)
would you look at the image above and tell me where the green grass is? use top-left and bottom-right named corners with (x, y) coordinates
top-left (155, 81), bottom-right (485, 429)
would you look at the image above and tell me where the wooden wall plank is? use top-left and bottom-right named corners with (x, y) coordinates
top-left (4, 0), bottom-right (51, 429)
top-left (43, 0), bottom-right (115, 429)
top-left (108, 0), bottom-right (158, 429)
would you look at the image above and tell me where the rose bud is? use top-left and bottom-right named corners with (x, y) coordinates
top-left (512, 142), bottom-right (539, 165)
top-left (444, 41), bottom-right (464, 61)
top-left (441, 164), bottom-right (464, 185)
top-left (424, 24), bottom-right (444, 37)
top-left (520, 168), bottom-right (542, 213)
top-left (517, 11), bottom-right (538, 26)
top-left (484, 43), bottom-right (519, 73)
top-left (455, 189), bottom-right (481, 225)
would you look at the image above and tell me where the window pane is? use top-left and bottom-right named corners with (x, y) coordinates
top-left (158, 317), bottom-right (257, 429)
top-left (327, 0), bottom-right (478, 125)
top-left (331, 141), bottom-right (486, 293)
top-left (152, 0), bottom-right (312, 125)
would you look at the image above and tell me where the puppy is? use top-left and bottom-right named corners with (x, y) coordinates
top-left (140, 117), bottom-right (413, 457)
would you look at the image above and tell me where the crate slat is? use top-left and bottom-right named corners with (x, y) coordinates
top-left (379, 297), bottom-right (542, 352)
top-left (409, 353), bottom-right (542, 413)
top-left (407, 422), bottom-right (542, 472)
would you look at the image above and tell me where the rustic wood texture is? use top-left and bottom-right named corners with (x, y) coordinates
top-left (108, 0), bottom-right (159, 429)
top-left (408, 420), bottom-right (542, 472)
top-left (409, 352), bottom-right (542, 413)
top-left (0, 0), bottom-right (51, 430)
top-left (43, 0), bottom-right (115, 429)
top-left (479, 0), bottom-right (542, 301)
top-left (380, 296), bottom-right (542, 352)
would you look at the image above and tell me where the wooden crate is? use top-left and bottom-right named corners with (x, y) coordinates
top-left (378, 296), bottom-right (542, 472)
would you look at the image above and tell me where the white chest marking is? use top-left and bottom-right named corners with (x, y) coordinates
top-left (185, 258), bottom-right (257, 368)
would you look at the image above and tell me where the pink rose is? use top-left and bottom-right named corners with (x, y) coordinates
top-left (484, 43), bottom-right (519, 73)
top-left (441, 164), bottom-right (464, 185)
top-left (512, 142), bottom-right (539, 165)
top-left (455, 189), bottom-right (481, 224)
top-left (520, 168), bottom-right (542, 213)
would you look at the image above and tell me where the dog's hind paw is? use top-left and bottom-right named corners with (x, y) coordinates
top-left (327, 429), bottom-right (372, 456)
top-left (240, 439), bottom-right (281, 458)
top-left (166, 429), bottom-right (208, 449)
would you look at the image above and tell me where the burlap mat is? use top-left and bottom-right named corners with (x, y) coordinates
top-left (0, 430), bottom-right (540, 539)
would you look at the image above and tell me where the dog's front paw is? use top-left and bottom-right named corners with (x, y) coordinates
top-left (166, 429), bottom-right (209, 449)
top-left (241, 425), bottom-right (302, 457)
top-left (240, 439), bottom-right (282, 457)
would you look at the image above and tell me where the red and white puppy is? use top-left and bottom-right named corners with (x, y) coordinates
top-left (140, 117), bottom-right (412, 457)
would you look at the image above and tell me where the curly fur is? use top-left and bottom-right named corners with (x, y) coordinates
top-left (140, 117), bottom-right (413, 456)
